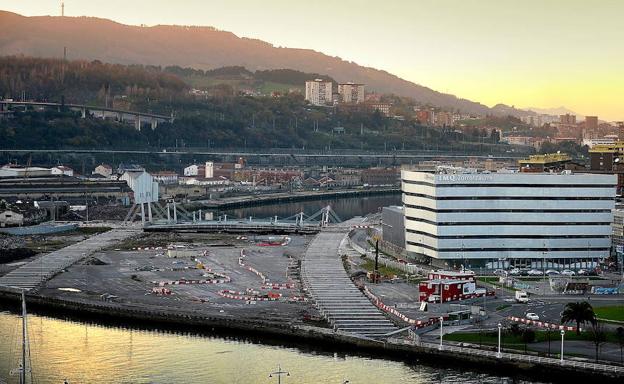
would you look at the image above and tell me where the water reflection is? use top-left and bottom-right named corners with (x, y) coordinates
top-left (220, 194), bottom-right (402, 221)
top-left (0, 311), bottom-right (526, 384)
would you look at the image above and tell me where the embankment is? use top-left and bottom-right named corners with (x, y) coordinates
top-left (0, 287), bottom-right (620, 383)
top-left (188, 187), bottom-right (399, 210)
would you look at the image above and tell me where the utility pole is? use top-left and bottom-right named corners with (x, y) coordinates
top-left (373, 234), bottom-right (381, 283)
top-left (269, 365), bottom-right (289, 384)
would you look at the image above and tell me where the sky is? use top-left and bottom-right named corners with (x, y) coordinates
top-left (3, 0), bottom-right (623, 121)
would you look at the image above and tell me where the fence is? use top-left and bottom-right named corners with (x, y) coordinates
top-left (347, 233), bottom-right (425, 275)
top-left (416, 341), bottom-right (624, 375)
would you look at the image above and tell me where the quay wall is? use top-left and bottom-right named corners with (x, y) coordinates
top-left (187, 188), bottom-right (400, 210)
top-left (0, 287), bottom-right (620, 383)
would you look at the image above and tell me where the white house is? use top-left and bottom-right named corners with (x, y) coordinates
top-left (0, 209), bottom-right (24, 227)
top-left (184, 164), bottom-right (203, 177)
top-left (51, 165), bottom-right (74, 177)
top-left (120, 171), bottom-right (159, 204)
top-left (93, 164), bottom-right (113, 178)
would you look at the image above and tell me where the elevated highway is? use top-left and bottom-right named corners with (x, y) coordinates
top-left (0, 100), bottom-right (173, 130)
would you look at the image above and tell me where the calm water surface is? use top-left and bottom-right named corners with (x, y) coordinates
top-left (0, 311), bottom-right (530, 384)
top-left (220, 194), bottom-right (402, 221)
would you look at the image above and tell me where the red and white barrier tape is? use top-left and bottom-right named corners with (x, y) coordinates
top-left (507, 316), bottom-right (577, 331)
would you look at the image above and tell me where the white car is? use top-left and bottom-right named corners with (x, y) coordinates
top-left (561, 269), bottom-right (576, 276)
top-left (509, 268), bottom-right (521, 276)
top-left (526, 313), bottom-right (540, 321)
top-left (545, 269), bottom-right (560, 276)
top-left (527, 269), bottom-right (543, 276)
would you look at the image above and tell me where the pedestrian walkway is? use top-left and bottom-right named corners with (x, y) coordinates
top-left (302, 231), bottom-right (398, 338)
top-left (0, 228), bottom-right (139, 291)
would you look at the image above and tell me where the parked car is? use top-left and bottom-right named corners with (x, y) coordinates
top-left (519, 268), bottom-right (530, 276)
top-left (561, 269), bottom-right (576, 276)
top-left (509, 268), bottom-right (521, 276)
top-left (427, 295), bottom-right (441, 303)
top-left (526, 313), bottom-right (540, 321)
top-left (493, 269), bottom-right (507, 276)
top-left (527, 269), bottom-right (543, 276)
top-left (545, 269), bottom-right (560, 276)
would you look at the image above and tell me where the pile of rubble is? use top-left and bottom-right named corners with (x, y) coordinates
top-left (0, 234), bottom-right (35, 263)
top-left (0, 234), bottom-right (26, 249)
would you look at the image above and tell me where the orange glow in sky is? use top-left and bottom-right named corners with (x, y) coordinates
top-left (4, 0), bottom-right (623, 120)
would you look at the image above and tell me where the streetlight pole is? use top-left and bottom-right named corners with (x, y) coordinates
top-left (269, 364), bottom-right (290, 384)
top-left (542, 242), bottom-right (547, 289)
top-left (497, 323), bottom-right (502, 358)
top-left (560, 330), bottom-right (565, 363)
top-left (439, 316), bottom-right (444, 350)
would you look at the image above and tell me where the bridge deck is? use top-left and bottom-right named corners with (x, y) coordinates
top-left (144, 220), bottom-right (321, 234)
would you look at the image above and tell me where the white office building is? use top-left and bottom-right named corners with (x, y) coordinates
top-left (305, 79), bottom-right (333, 106)
top-left (401, 169), bottom-right (617, 270)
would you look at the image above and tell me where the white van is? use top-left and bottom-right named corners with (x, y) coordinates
top-left (515, 291), bottom-right (529, 303)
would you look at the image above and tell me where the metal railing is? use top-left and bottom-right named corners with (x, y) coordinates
top-left (417, 341), bottom-right (624, 374)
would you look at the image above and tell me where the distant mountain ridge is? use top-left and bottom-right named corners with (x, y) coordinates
top-left (524, 106), bottom-right (581, 117)
top-left (0, 10), bottom-right (497, 115)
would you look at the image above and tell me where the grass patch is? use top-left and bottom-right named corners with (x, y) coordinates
top-left (478, 277), bottom-right (498, 284)
top-left (477, 277), bottom-right (518, 292)
top-left (445, 330), bottom-right (622, 344)
top-left (361, 259), bottom-right (406, 277)
top-left (594, 306), bottom-right (624, 322)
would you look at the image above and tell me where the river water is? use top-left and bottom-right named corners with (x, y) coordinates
top-left (220, 194), bottom-right (402, 221)
top-left (0, 310), bottom-right (527, 384)
top-left (0, 195), bottom-right (530, 383)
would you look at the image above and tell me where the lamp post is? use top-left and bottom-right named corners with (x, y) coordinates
top-left (269, 365), bottom-right (290, 384)
top-left (497, 323), bottom-right (502, 358)
top-left (560, 330), bottom-right (565, 363)
top-left (439, 316), bottom-right (444, 350)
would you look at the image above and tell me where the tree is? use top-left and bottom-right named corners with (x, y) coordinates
top-left (545, 328), bottom-right (553, 357)
top-left (616, 327), bottom-right (624, 363)
top-left (560, 301), bottom-right (596, 335)
top-left (588, 321), bottom-right (607, 362)
top-left (521, 328), bottom-right (535, 353)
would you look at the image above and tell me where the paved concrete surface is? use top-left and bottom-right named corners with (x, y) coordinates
top-left (0, 228), bottom-right (140, 291)
top-left (39, 233), bottom-right (318, 324)
top-left (302, 230), bottom-right (398, 338)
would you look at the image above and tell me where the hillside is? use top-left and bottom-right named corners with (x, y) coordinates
top-left (0, 10), bottom-right (492, 115)
top-left (0, 56), bottom-right (187, 104)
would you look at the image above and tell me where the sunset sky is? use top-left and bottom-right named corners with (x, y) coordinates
top-left (4, 0), bottom-right (623, 121)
